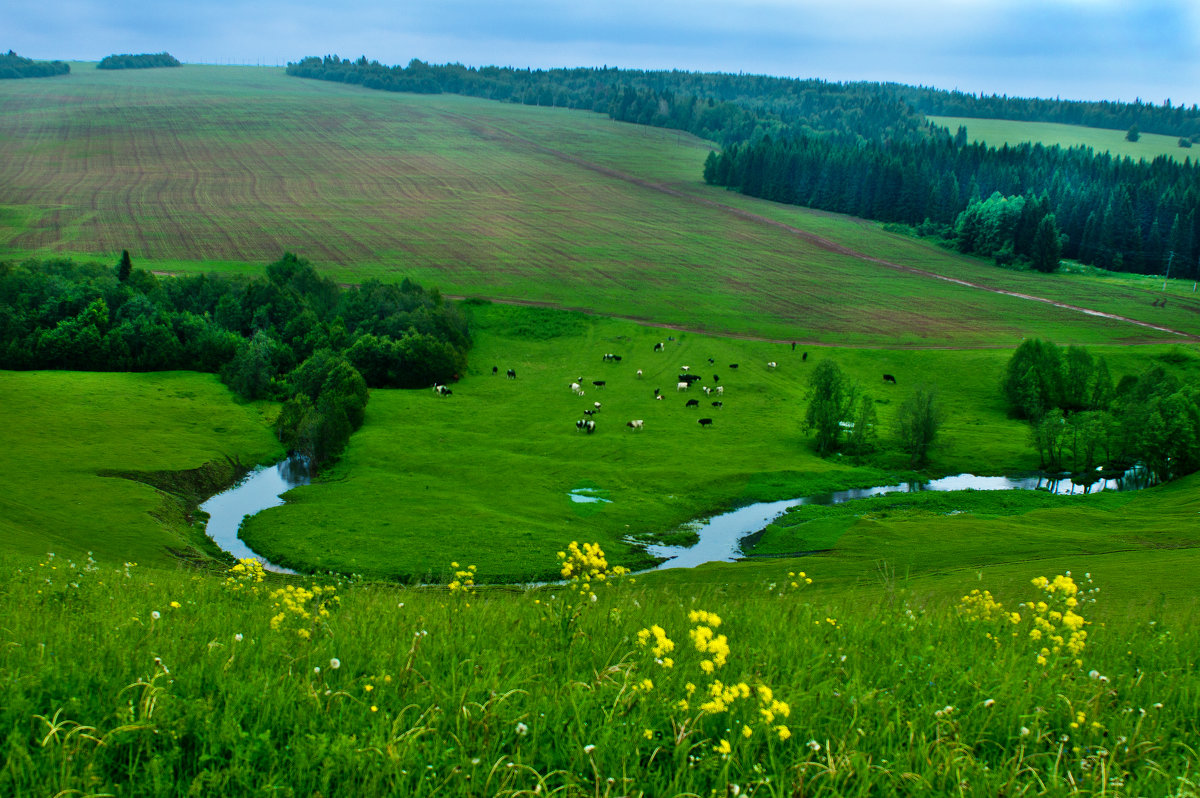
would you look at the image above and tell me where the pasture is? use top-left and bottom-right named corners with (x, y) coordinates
top-left (929, 114), bottom-right (1197, 164)
top-left (238, 303), bottom-right (1200, 582)
top-left (2, 65), bottom-right (1199, 344)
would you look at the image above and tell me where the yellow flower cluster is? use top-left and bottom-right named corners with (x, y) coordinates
top-left (636, 625), bottom-right (676, 667)
top-left (223, 558), bottom-right (266, 594)
top-left (557, 541), bottom-right (629, 602)
top-left (688, 610), bottom-right (729, 674)
top-left (1024, 574), bottom-right (1088, 667)
top-left (633, 609), bottom-right (792, 756)
top-left (958, 589), bottom-right (1018, 624)
top-left (448, 562), bottom-right (477, 594)
top-left (268, 583), bottom-right (339, 640)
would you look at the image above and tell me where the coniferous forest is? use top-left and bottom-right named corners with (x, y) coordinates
top-left (287, 56), bottom-right (1200, 278)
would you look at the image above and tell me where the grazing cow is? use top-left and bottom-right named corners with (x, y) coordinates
top-left (570, 382), bottom-right (582, 394)
top-left (729, 363), bottom-right (739, 369)
top-left (583, 409), bottom-right (596, 416)
top-left (698, 418), bottom-right (713, 427)
top-left (594, 401), bottom-right (602, 410)
top-left (679, 374), bottom-right (702, 384)
top-left (592, 380), bottom-right (606, 388)
top-left (767, 361), bottom-right (777, 369)
top-left (711, 401), bottom-right (723, 408)
top-left (654, 341), bottom-right (664, 352)
top-left (492, 366), bottom-right (499, 375)
top-left (708, 357), bottom-right (715, 364)
top-left (654, 387), bottom-right (661, 396)
top-left (677, 381), bottom-right (689, 392)
top-left (433, 384), bottom-right (452, 396)
top-left (574, 419), bottom-right (596, 434)
top-left (636, 369), bottom-right (643, 378)
top-left (602, 353), bottom-right (617, 362)
top-left (713, 374), bottom-right (719, 383)
top-left (586, 420), bottom-right (595, 434)
top-left (507, 368), bottom-right (516, 379)
top-left (702, 386), bottom-right (712, 395)
top-left (626, 419), bottom-right (644, 430)
top-left (883, 374), bottom-right (897, 384)
top-left (802, 352), bottom-right (808, 362)
top-left (681, 365), bottom-right (690, 372)
top-left (613, 355), bottom-right (623, 362)
top-left (656, 395), bottom-right (663, 400)
top-left (685, 399), bottom-right (700, 407)
top-left (716, 386), bottom-right (724, 395)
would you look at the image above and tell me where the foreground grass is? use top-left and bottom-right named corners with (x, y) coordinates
top-left (2, 547), bottom-right (1197, 797)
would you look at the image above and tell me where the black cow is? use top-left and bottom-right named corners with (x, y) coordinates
top-left (698, 418), bottom-right (713, 427)
top-left (685, 399), bottom-right (700, 407)
top-left (883, 374), bottom-right (897, 384)
top-left (492, 365), bottom-right (499, 375)
top-left (654, 342), bottom-right (664, 352)
top-left (507, 368), bottom-right (516, 379)
top-left (713, 374), bottom-right (719, 383)
top-left (802, 352), bottom-right (808, 362)
top-left (592, 380), bottom-right (606, 388)
top-left (711, 401), bottom-right (723, 408)
top-left (729, 363), bottom-right (739, 369)
top-left (654, 387), bottom-right (661, 397)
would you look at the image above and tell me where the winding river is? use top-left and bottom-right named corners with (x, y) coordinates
top-left (201, 459), bottom-right (1148, 575)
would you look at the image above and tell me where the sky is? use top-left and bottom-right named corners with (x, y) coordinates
top-left (7, 0), bottom-right (1200, 106)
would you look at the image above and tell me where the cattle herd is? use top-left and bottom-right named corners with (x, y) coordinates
top-left (437, 341), bottom-right (899, 436)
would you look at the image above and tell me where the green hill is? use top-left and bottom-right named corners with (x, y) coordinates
top-left (2, 65), bottom-right (1199, 344)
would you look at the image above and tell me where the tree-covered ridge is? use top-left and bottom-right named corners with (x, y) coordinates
top-left (97, 52), bottom-right (181, 70)
top-left (0, 254), bottom-right (470, 466)
top-left (706, 135), bottom-right (1200, 278)
top-left (285, 56), bottom-right (935, 147)
top-left (0, 50), bottom-right (69, 79)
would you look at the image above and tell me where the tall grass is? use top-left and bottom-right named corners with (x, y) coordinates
top-left (2, 549), bottom-right (1196, 796)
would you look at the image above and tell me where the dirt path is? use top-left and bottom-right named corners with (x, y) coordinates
top-left (446, 111), bottom-right (1199, 343)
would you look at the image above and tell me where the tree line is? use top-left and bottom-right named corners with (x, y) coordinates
top-left (0, 253), bottom-right (471, 467)
top-left (97, 53), bottom-right (181, 70)
top-left (705, 134), bottom-right (1200, 278)
top-left (0, 50), bottom-right (69, 79)
top-left (1001, 339), bottom-right (1199, 483)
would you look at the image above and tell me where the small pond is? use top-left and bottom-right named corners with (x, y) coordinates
top-left (199, 457), bottom-right (310, 574)
top-left (644, 467), bottom-right (1150, 571)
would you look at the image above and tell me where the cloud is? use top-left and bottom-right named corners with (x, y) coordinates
top-left (3, 0), bottom-right (1198, 104)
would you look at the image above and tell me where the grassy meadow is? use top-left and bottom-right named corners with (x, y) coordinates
top-left (2, 65), bottom-right (1199, 343)
top-left (929, 115), bottom-right (1197, 164)
top-left (0, 370), bottom-right (281, 565)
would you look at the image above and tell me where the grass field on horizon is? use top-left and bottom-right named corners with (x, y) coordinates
top-left (3, 65), bottom-right (1200, 345)
top-left (929, 114), bottom-right (1197, 164)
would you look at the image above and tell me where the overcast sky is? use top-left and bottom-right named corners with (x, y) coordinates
top-left (7, 0), bottom-right (1199, 105)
